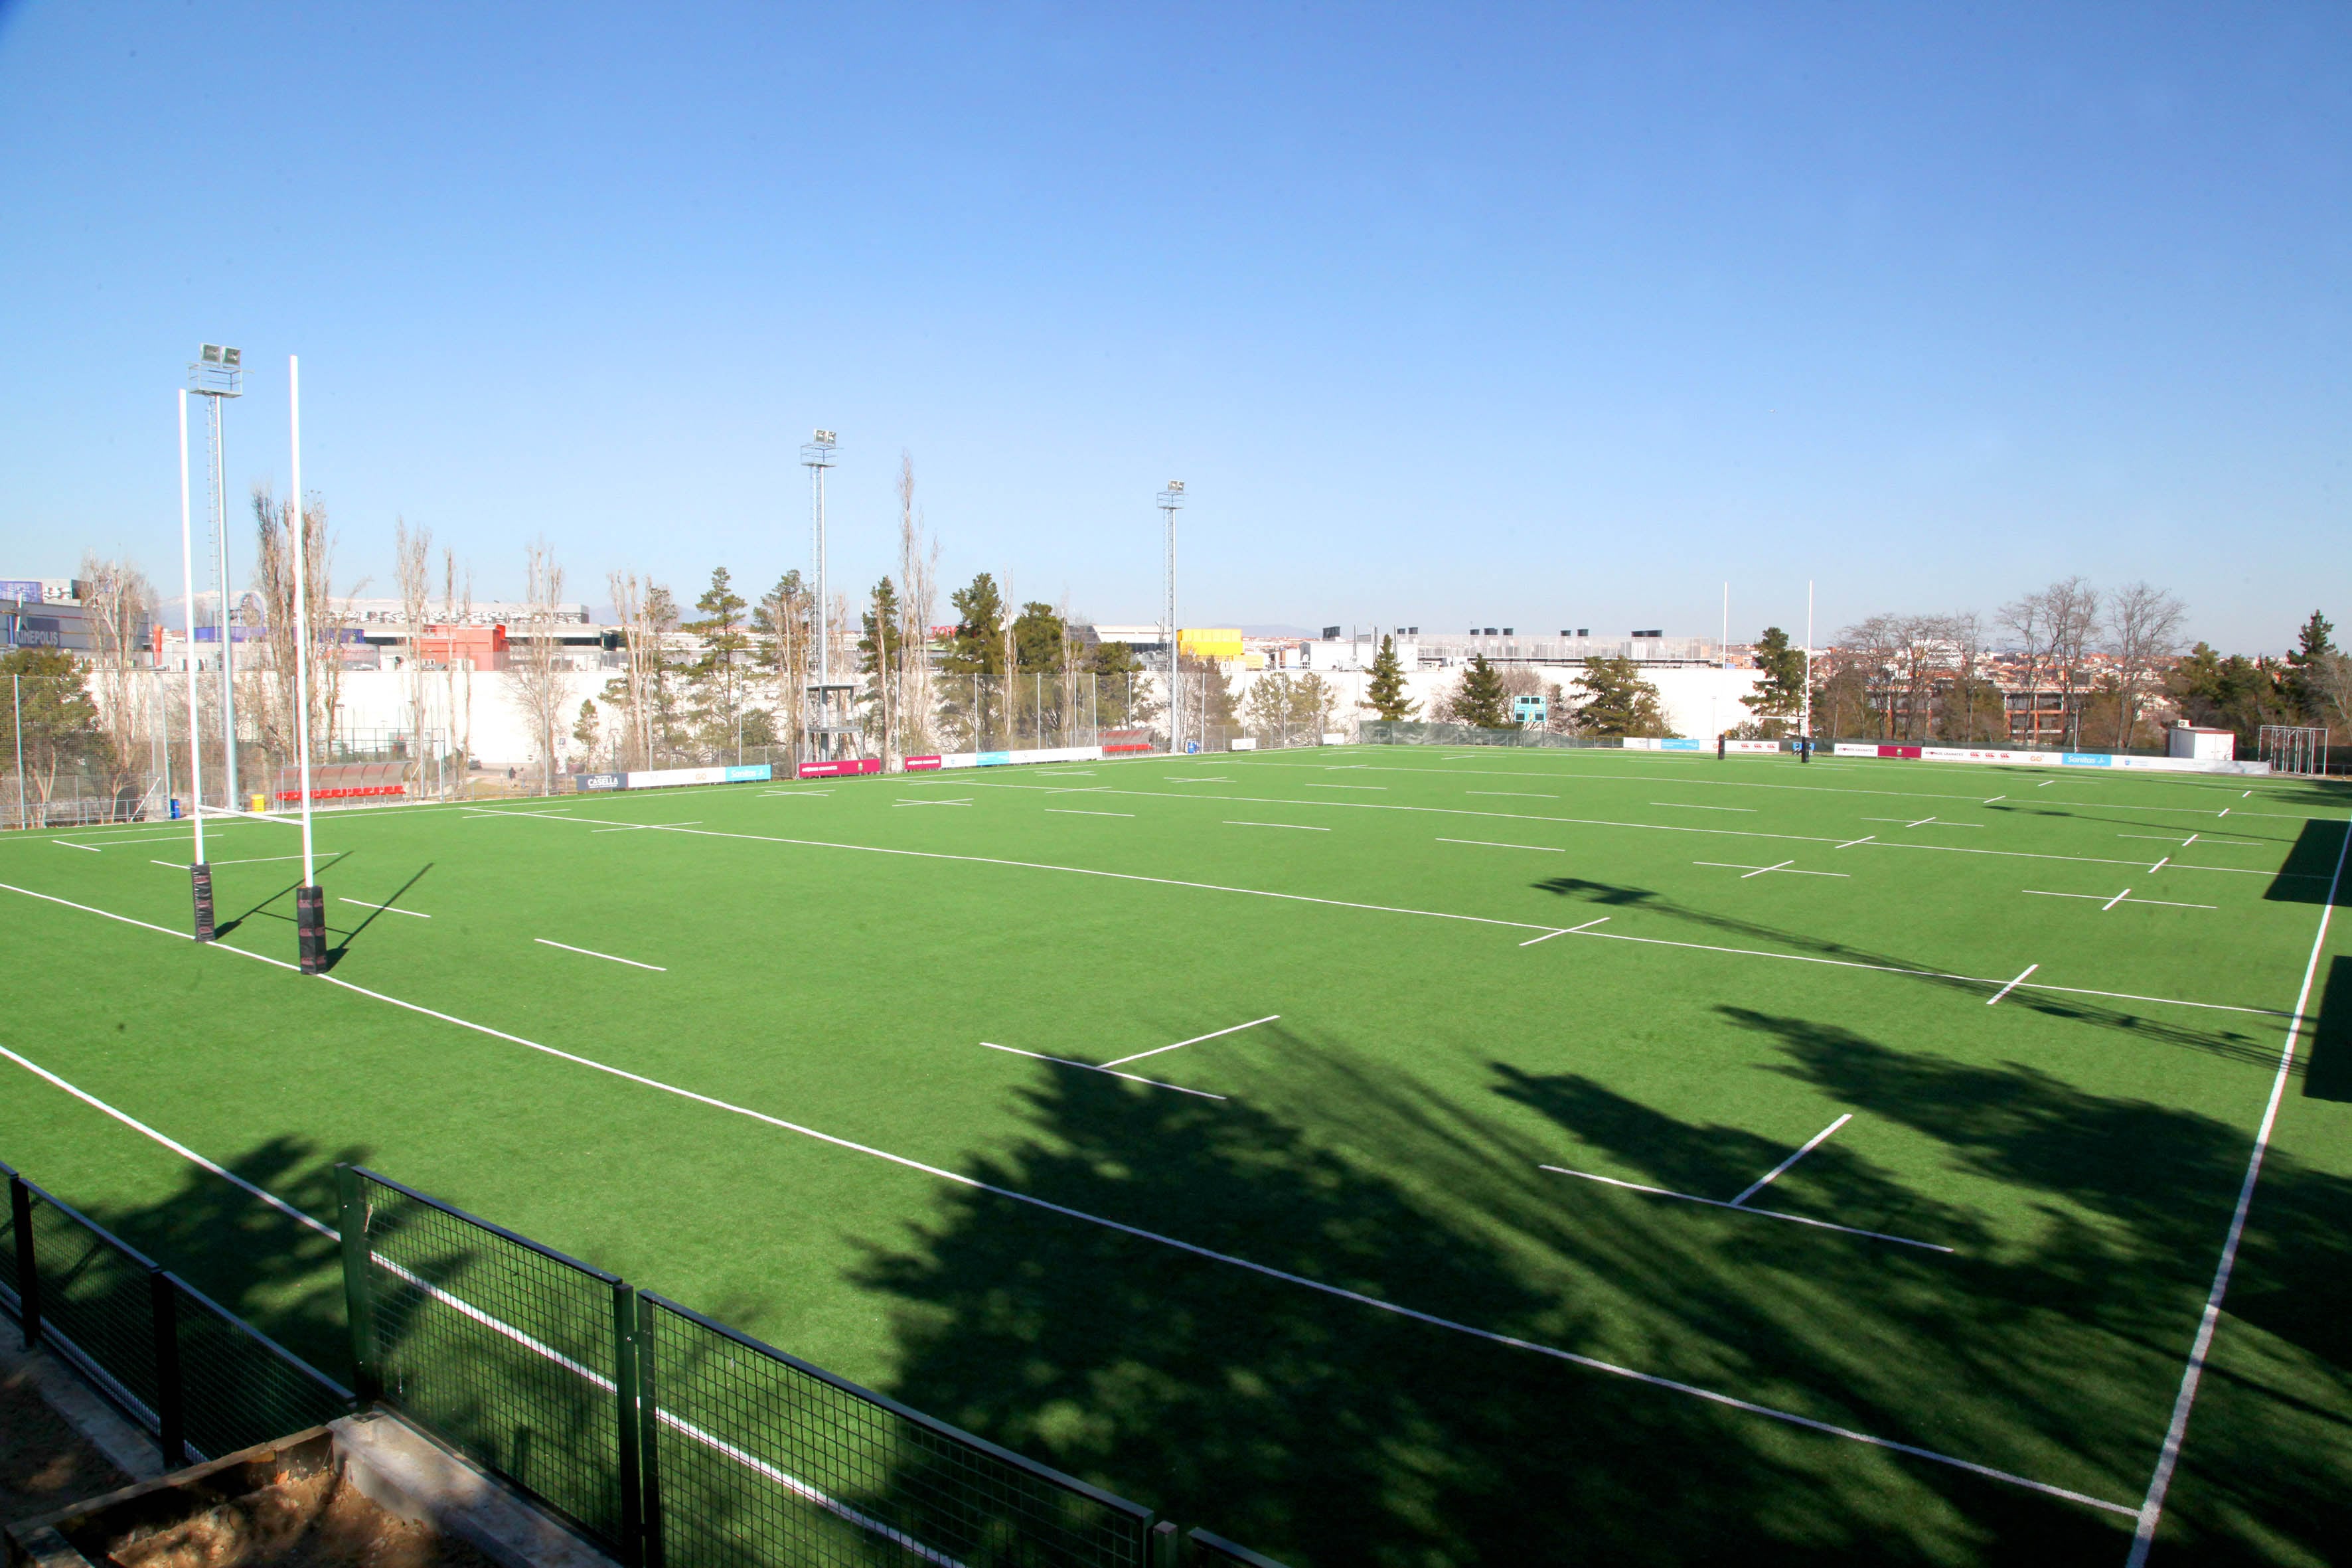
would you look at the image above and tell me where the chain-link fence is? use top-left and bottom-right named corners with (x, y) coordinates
top-left (1, 1162), bottom-right (353, 1467)
top-left (1360, 720), bottom-right (1624, 749)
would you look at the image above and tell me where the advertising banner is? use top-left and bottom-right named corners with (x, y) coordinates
top-left (797, 759), bottom-right (882, 779)
top-left (576, 763), bottom-right (776, 791)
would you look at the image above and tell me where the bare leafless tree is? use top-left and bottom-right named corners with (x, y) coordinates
top-left (441, 546), bottom-right (474, 779)
top-left (896, 451), bottom-right (939, 757)
top-left (2104, 582), bottom-right (2188, 750)
top-left (607, 569), bottom-right (653, 771)
top-left (2042, 576), bottom-right (2102, 748)
top-left (250, 486), bottom-right (352, 767)
top-left (507, 540), bottom-right (570, 794)
top-left (76, 552), bottom-right (156, 797)
top-left (1995, 591), bottom-right (2051, 744)
top-left (394, 518), bottom-right (433, 764)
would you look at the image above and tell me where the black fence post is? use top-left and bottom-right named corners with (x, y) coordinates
top-left (333, 1166), bottom-right (381, 1403)
top-left (1150, 1519), bottom-right (1179, 1567)
top-left (635, 1297), bottom-right (664, 1568)
top-left (150, 1269), bottom-right (186, 1468)
top-left (9, 1175), bottom-right (37, 1350)
top-left (612, 1281), bottom-right (644, 1568)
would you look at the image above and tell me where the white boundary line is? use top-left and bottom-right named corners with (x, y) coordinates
top-left (536, 938), bottom-right (666, 971)
top-left (0, 1044), bottom-right (962, 1568)
top-left (1046, 809), bottom-right (1135, 817)
top-left (1102, 1014), bottom-right (1280, 1067)
top-left (978, 1042), bottom-right (1227, 1100)
top-left (1730, 1115), bottom-right (1851, 1206)
top-left (1223, 821), bottom-right (1328, 831)
top-left (2124, 819), bottom-right (2352, 1565)
top-left (1536, 1164), bottom-right (1953, 1255)
top-left (342, 898), bottom-right (430, 919)
top-left (0, 879), bottom-right (2135, 1517)
top-left (52, 840), bottom-right (102, 853)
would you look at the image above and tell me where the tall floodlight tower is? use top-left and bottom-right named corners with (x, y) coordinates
top-left (1159, 481), bottom-right (1185, 755)
top-left (188, 345), bottom-right (243, 809)
top-left (800, 430), bottom-right (851, 761)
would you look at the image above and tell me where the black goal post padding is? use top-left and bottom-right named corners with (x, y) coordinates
top-left (191, 865), bottom-right (215, 943)
top-left (1717, 735), bottom-right (1726, 760)
top-left (296, 884), bottom-right (327, 974)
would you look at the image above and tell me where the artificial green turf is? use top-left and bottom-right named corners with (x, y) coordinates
top-left (5, 745), bottom-right (2351, 1566)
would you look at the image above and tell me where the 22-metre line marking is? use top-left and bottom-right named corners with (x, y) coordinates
top-left (2124, 819), bottom-right (2352, 1565)
top-left (0, 878), bottom-right (2138, 1518)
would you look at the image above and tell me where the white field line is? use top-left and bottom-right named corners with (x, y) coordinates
top-left (341, 898), bottom-right (430, 919)
top-left (1520, 915), bottom-right (1614, 946)
top-left (2118, 835), bottom-right (2189, 844)
top-left (2126, 819), bottom-right (2352, 1565)
top-left (2021, 891), bottom-right (2218, 913)
top-left (1537, 1166), bottom-right (1952, 1254)
top-left (460, 809), bottom-right (574, 820)
top-left (149, 852), bottom-right (339, 868)
top-left (535, 939), bottom-right (666, 971)
top-left (1986, 965), bottom-right (2039, 1006)
top-left (979, 1042), bottom-right (1227, 1100)
top-left (50, 832), bottom-right (246, 848)
top-left (1742, 860), bottom-right (1795, 879)
top-left (0, 881), bottom-right (2136, 1516)
top-left (1102, 1014), bottom-right (1281, 1067)
top-left (1650, 803), bottom-right (1757, 813)
top-left (1466, 791), bottom-right (1559, 799)
top-left (964, 778), bottom-right (2324, 874)
top-left (52, 840), bottom-right (102, 852)
top-left (589, 821), bottom-right (701, 833)
top-left (894, 800), bottom-right (973, 807)
top-left (1439, 837), bottom-right (1564, 853)
top-left (1301, 784), bottom-right (1388, 791)
top-left (1233, 755), bottom-right (2306, 817)
top-left (0, 1045), bottom-right (961, 1568)
top-left (1225, 821), bottom-right (1328, 831)
top-left (1046, 809), bottom-right (1135, 817)
top-left (1730, 1115), bottom-right (1853, 1206)
top-left (2150, 857), bottom-right (2170, 874)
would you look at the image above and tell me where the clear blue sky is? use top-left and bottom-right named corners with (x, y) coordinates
top-left (3, 2), bottom-right (2345, 649)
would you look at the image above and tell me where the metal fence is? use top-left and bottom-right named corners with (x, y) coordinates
top-left (339, 1166), bottom-right (639, 1555)
top-left (335, 1164), bottom-right (1282, 1568)
top-left (1, 1162), bottom-right (353, 1467)
top-left (641, 1292), bottom-right (1154, 1568)
top-left (1360, 720), bottom-right (1624, 749)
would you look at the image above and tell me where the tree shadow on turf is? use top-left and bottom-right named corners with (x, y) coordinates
top-left (849, 1033), bottom-right (2152, 1567)
top-left (1528, 875), bottom-right (2299, 1077)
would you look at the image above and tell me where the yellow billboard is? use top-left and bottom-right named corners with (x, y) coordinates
top-left (1178, 627), bottom-right (1244, 657)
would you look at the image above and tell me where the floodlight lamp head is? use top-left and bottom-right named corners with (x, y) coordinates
top-left (190, 343), bottom-right (246, 396)
top-left (813, 429), bottom-right (835, 445)
top-left (1166, 480), bottom-right (1184, 493)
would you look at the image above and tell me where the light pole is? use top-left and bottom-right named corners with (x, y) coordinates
top-left (175, 392), bottom-right (214, 938)
top-left (1159, 481), bottom-right (1184, 754)
top-left (189, 345), bottom-right (243, 811)
top-left (800, 430), bottom-right (845, 761)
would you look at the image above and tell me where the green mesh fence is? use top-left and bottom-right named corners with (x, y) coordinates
top-left (173, 1273), bottom-right (353, 1458)
top-left (346, 1168), bottom-right (632, 1553)
top-left (0, 1168), bottom-right (349, 1461)
top-left (24, 1185), bottom-right (163, 1428)
top-left (639, 1293), bottom-right (1154, 1568)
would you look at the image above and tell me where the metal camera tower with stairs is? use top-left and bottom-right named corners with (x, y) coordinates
top-left (800, 430), bottom-right (858, 762)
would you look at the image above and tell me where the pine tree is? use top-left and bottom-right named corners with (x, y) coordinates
top-left (2284, 610), bottom-right (2335, 720)
top-left (1361, 635), bottom-right (1419, 721)
top-left (1739, 627), bottom-right (1806, 735)
top-left (685, 568), bottom-right (749, 749)
top-left (1573, 657), bottom-right (1674, 737)
top-left (1453, 655), bottom-right (1512, 729)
